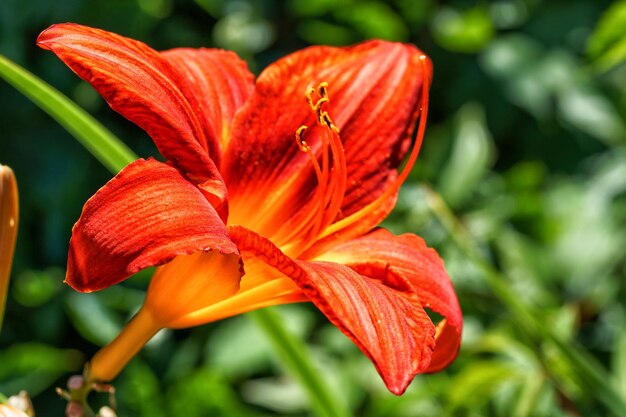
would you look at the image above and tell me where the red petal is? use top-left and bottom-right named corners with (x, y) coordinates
top-left (160, 48), bottom-right (254, 165)
top-left (36, 23), bottom-right (231, 210)
top-left (316, 228), bottom-right (462, 372)
top-left (229, 225), bottom-right (436, 394)
top-left (68, 158), bottom-right (237, 292)
top-left (224, 41), bottom-right (429, 238)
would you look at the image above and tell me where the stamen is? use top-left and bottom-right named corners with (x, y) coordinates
top-left (305, 87), bottom-right (316, 109)
top-left (295, 126), bottom-right (309, 152)
top-left (318, 82), bottom-right (328, 99)
top-left (319, 55), bottom-right (432, 240)
top-left (279, 82), bottom-right (348, 253)
top-left (321, 111), bottom-right (340, 133)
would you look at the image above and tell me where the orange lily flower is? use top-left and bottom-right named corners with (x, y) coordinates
top-left (38, 23), bottom-right (462, 395)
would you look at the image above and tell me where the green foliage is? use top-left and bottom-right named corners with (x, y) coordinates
top-left (1, 0), bottom-right (626, 416)
top-left (588, 0), bottom-right (626, 72)
top-left (0, 344), bottom-right (82, 396)
top-left (431, 5), bottom-right (494, 53)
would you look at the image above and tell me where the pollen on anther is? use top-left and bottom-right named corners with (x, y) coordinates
top-left (295, 126), bottom-right (309, 152)
top-left (306, 88), bottom-right (316, 108)
top-left (321, 112), bottom-right (340, 133)
top-left (318, 82), bottom-right (328, 99)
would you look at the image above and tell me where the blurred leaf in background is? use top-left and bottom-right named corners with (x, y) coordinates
top-left (588, 0), bottom-right (626, 72)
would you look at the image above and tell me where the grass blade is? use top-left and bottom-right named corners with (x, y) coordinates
top-left (0, 55), bottom-right (136, 172)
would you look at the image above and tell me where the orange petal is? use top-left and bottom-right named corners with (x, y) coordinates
top-left (228, 225), bottom-right (437, 395)
top-left (67, 158), bottom-right (237, 292)
top-left (160, 48), bottom-right (254, 165)
top-left (223, 41), bottom-right (430, 243)
top-left (315, 228), bottom-right (462, 372)
top-left (37, 23), bottom-right (252, 212)
top-left (145, 250), bottom-right (243, 328)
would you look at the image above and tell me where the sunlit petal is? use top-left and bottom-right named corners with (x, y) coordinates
top-left (160, 48), bottom-right (254, 164)
top-left (37, 23), bottom-right (230, 211)
top-left (314, 228), bottom-right (462, 371)
top-left (67, 158), bottom-right (237, 292)
top-left (224, 41), bottom-right (430, 249)
top-left (229, 225), bottom-right (437, 394)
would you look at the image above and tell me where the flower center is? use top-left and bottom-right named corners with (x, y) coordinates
top-left (273, 82), bottom-right (348, 255)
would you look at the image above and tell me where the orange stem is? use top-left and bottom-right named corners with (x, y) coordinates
top-left (87, 307), bottom-right (161, 382)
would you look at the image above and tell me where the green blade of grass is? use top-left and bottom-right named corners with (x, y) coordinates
top-left (0, 55), bottom-right (136, 172)
top-left (0, 54), bottom-right (349, 417)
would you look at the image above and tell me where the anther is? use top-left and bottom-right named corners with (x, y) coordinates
top-left (295, 126), bottom-right (309, 152)
top-left (306, 88), bottom-right (316, 109)
top-left (312, 97), bottom-right (329, 116)
top-left (318, 82), bottom-right (328, 99)
top-left (321, 112), bottom-right (339, 133)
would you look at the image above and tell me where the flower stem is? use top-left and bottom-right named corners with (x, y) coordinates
top-left (423, 186), bottom-right (626, 417)
top-left (249, 308), bottom-right (349, 417)
top-left (87, 308), bottom-right (161, 383)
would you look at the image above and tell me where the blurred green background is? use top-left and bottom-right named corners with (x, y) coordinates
top-left (1, 0), bottom-right (626, 416)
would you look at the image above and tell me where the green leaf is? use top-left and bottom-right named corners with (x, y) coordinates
top-left (250, 308), bottom-right (350, 417)
top-left (587, 0), bottom-right (626, 72)
top-left (242, 377), bottom-right (309, 413)
top-left (431, 5), bottom-right (494, 53)
top-left (0, 343), bottom-right (82, 396)
top-left (446, 360), bottom-right (520, 412)
top-left (288, 0), bottom-right (353, 17)
top-left (512, 373), bottom-right (548, 417)
top-left (65, 293), bottom-right (124, 346)
top-left (297, 20), bottom-right (356, 46)
top-left (117, 360), bottom-right (166, 417)
top-left (613, 327), bottom-right (626, 399)
top-left (167, 368), bottom-right (270, 417)
top-left (12, 268), bottom-right (63, 308)
top-left (206, 304), bottom-right (315, 379)
top-left (438, 103), bottom-right (494, 208)
top-left (205, 315), bottom-right (274, 378)
top-left (557, 85), bottom-right (626, 146)
top-left (0, 55), bottom-right (136, 173)
top-left (333, 1), bottom-right (408, 41)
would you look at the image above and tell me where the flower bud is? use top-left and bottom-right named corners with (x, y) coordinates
top-left (0, 165), bottom-right (18, 332)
